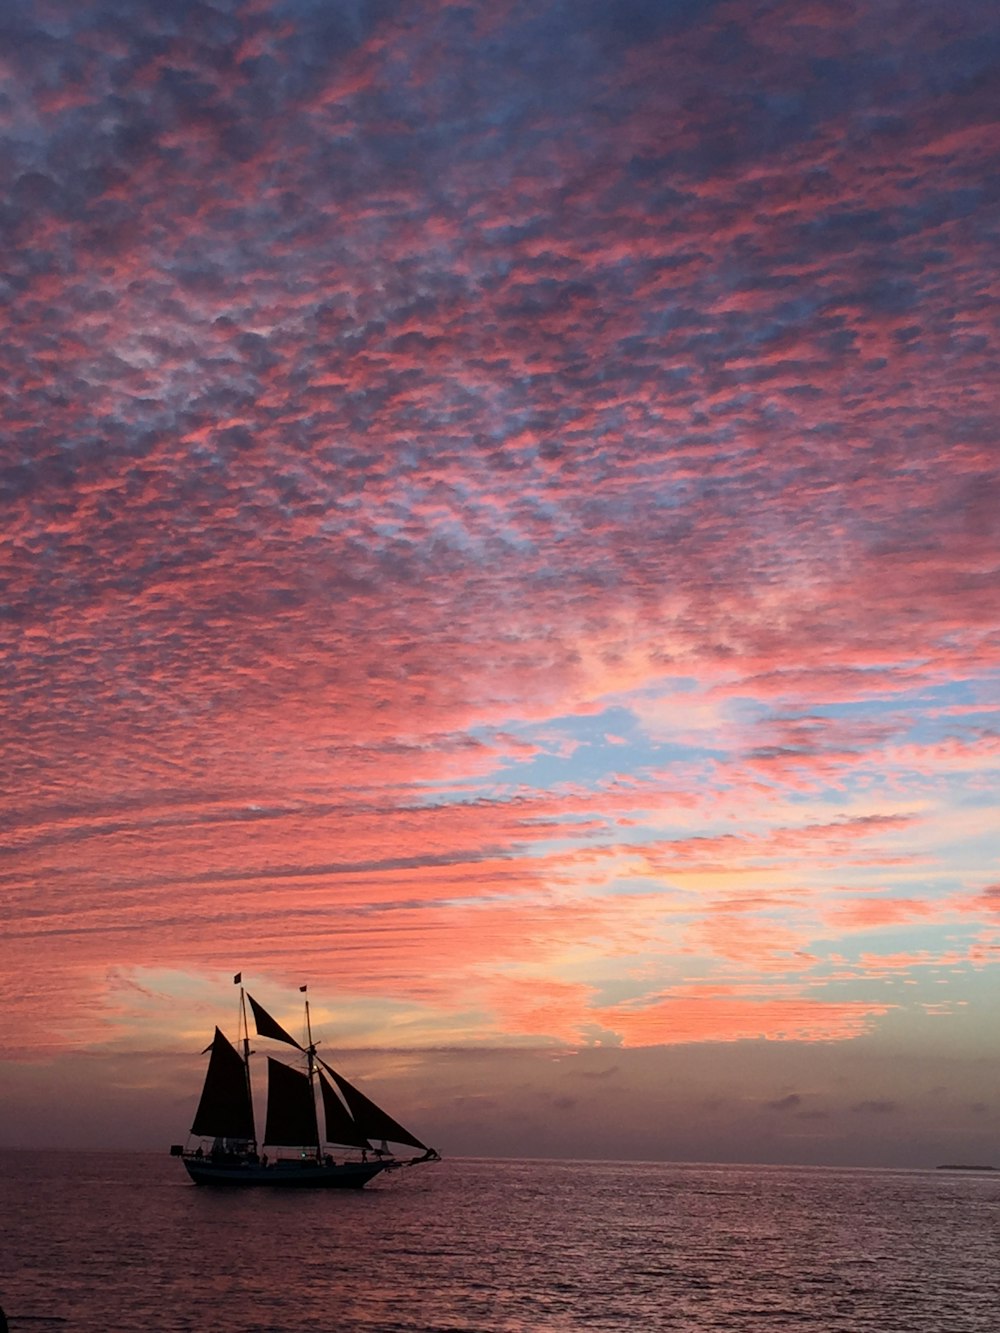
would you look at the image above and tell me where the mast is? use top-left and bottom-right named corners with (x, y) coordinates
top-left (235, 972), bottom-right (257, 1152)
top-left (303, 986), bottom-right (322, 1160)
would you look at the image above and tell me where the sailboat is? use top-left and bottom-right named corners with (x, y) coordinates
top-left (170, 981), bottom-right (440, 1188)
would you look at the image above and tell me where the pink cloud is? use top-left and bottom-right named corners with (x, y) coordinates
top-left (601, 995), bottom-right (893, 1045)
top-left (827, 897), bottom-right (937, 930)
top-left (0, 0), bottom-right (996, 1115)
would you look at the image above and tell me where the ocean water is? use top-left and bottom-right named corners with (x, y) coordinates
top-left (1, 1152), bottom-right (997, 1332)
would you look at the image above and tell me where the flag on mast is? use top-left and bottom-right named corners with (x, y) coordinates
top-left (234, 972), bottom-right (242, 984)
top-left (299, 984), bottom-right (307, 993)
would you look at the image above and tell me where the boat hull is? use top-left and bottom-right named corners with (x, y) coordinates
top-left (181, 1156), bottom-right (390, 1189)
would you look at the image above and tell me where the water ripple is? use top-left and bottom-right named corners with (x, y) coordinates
top-left (1, 1154), bottom-right (997, 1331)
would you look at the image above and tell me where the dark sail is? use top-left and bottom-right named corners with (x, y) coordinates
top-left (263, 1057), bottom-right (319, 1147)
top-left (191, 1028), bottom-right (255, 1140)
top-left (319, 1070), bottom-right (373, 1149)
top-left (322, 1061), bottom-right (427, 1151)
top-left (248, 993), bottom-right (302, 1049)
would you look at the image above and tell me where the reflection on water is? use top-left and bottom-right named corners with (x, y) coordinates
top-left (2, 1153), bottom-right (997, 1331)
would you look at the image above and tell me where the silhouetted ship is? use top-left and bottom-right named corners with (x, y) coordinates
top-left (170, 981), bottom-right (439, 1188)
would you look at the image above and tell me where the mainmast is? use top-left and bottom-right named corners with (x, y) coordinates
top-left (234, 972), bottom-right (257, 1152)
top-left (302, 986), bottom-right (322, 1160)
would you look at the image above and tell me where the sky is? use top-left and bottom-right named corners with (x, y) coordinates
top-left (1, 0), bottom-right (998, 1168)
